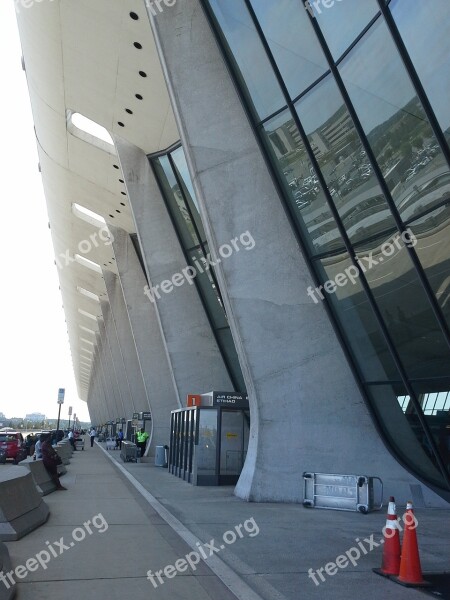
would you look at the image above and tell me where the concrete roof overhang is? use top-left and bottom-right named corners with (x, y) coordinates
top-left (16, 0), bottom-right (178, 401)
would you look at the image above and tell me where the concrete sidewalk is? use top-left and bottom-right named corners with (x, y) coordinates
top-left (4, 440), bottom-right (449, 600)
top-left (4, 442), bottom-right (236, 600)
top-left (101, 443), bottom-right (450, 600)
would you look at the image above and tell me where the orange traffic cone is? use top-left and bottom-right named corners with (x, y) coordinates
top-left (393, 501), bottom-right (430, 587)
top-left (373, 496), bottom-right (401, 577)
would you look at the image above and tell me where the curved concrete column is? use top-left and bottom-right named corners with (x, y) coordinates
top-left (100, 302), bottom-right (134, 419)
top-left (113, 136), bottom-right (233, 404)
top-left (94, 335), bottom-right (118, 422)
top-left (0, 467), bottom-right (50, 541)
top-left (102, 270), bottom-right (148, 414)
top-left (97, 321), bottom-right (126, 420)
top-left (107, 226), bottom-right (179, 451)
top-left (147, 0), bottom-right (447, 506)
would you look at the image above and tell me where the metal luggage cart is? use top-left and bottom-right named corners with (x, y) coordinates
top-left (120, 441), bottom-right (140, 463)
top-left (74, 437), bottom-right (85, 451)
top-left (303, 472), bottom-right (383, 514)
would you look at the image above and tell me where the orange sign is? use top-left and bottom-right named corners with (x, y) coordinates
top-left (187, 394), bottom-right (202, 407)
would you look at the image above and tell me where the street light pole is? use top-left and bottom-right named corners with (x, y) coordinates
top-left (56, 403), bottom-right (62, 435)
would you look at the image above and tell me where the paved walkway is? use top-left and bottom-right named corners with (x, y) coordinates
top-left (4, 439), bottom-right (450, 600)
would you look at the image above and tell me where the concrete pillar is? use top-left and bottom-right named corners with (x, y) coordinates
top-left (147, 0), bottom-right (446, 505)
top-left (108, 226), bottom-right (179, 450)
top-left (97, 321), bottom-right (125, 420)
top-left (91, 355), bottom-right (109, 423)
top-left (100, 301), bottom-right (135, 419)
top-left (103, 270), bottom-right (149, 414)
top-left (113, 136), bottom-right (233, 405)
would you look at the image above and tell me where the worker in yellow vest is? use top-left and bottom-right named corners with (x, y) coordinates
top-left (136, 428), bottom-right (149, 457)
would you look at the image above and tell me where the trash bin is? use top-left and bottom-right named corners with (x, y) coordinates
top-left (155, 445), bottom-right (168, 467)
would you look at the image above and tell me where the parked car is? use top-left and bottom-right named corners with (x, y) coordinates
top-left (0, 432), bottom-right (26, 464)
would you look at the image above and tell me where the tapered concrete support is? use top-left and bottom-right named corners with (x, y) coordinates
top-left (114, 136), bottom-right (233, 403)
top-left (148, 0), bottom-right (447, 506)
top-left (94, 340), bottom-right (116, 423)
top-left (108, 226), bottom-right (179, 451)
top-left (97, 323), bottom-right (125, 420)
top-left (100, 302), bottom-right (134, 419)
top-left (102, 270), bottom-right (148, 415)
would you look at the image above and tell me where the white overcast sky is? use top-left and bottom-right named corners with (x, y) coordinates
top-left (0, 1), bottom-right (90, 423)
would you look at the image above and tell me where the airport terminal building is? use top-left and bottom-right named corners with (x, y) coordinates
top-left (16, 0), bottom-right (450, 505)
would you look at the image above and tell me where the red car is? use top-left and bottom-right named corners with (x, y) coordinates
top-left (0, 432), bottom-right (26, 464)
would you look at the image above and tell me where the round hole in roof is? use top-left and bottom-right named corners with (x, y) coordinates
top-left (135, 94), bottom-right (143, 100)
top-left (139, 71), bottom-right (147, 78)
top-left (125, 108), bottom-right (133, 115)
top-left (134, 42), bottom-right (142, 49)
top-left (130, 12), bottom-right (139, 20)
top-left (113, 164), bottom-right (119, 169)
top-left (117, 121), bottom-right (125, 127)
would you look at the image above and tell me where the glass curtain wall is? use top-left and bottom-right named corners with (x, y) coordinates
top-left (149, 146), bottom-right (246, 391)
top-left (202, 0), bottom-right (450, 495)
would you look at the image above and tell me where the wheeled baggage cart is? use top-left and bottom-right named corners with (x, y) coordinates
top-left (120, 441), bottom-right (140, 463)
top-left (303, 472), bottom-right (383, 513)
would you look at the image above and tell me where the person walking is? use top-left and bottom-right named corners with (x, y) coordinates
top-left (41, 434), bottom-right (66, 490)
top-left (136, 428), bottom-right (149, 458)
top-left (89, 427), bottom-right (96, 448)
top-left (115, 429), bottom-right (124, 450)
top-left (68, 429), bottom-right (76, 451)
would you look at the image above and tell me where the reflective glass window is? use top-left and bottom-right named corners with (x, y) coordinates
top-left (171, 147), bottom-right (206, 241)
top-left (296, 75), bottom-right (396, 244)
top-left (262, 109), bottom-right (343, 256)
top-left (408, 205), bottom-right (450, 331)
top-left (208, 0), bottom-right (286, 119)
top-left (390, 0), bottom-right (450, 147)
top-left (368, 384), bottom-right (448, 488)
top-left (154, 156), bottom-right (200, 249)
top-left (249, 0), bottom-right (329, 98)
top-left (354, 233), bottom-right (450, 380)
top-left (339, 19), bottom-right (449, 222)
top-left (316, 251), bottom-right (399, 381)
top-left (311, 0), bottom-right (379, 60)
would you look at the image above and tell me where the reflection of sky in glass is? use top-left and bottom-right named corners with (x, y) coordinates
top-left (158, 155), bottom-right (177, 187)
top-left (391, 0), bottom-right (450, 136)
top-left (209, 0), bottom-right (285, 118)
top-left (339, 19), bottom-right (416, 134)
top-left (295, 74), bottom-right (342, 134)
top-left (313, 0), bottom-right (379, 59)
top-left (171, 147), bottom-right (200, 212)
top-left (250, 0), bottom-right (328, 97)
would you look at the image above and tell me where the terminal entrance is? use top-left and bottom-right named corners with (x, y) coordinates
top-left (169, 392), bottom-right (249, 485)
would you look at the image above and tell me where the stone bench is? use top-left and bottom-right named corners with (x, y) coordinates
top-left (0, 542), bottom-right (16, 600)
top-left (22, 459), bottom-right (57, 496)
top-left (0, 466), bottom-right (50, 541)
